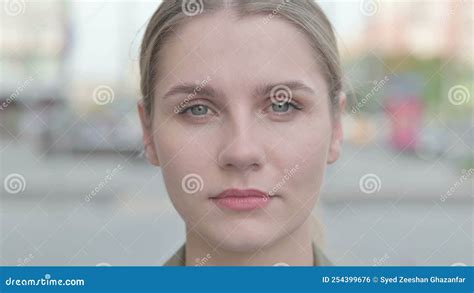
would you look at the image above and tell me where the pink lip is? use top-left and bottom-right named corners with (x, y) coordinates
top-left (210, 188), bottom-right (273, 211)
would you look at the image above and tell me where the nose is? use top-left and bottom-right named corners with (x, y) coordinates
top-left (217, 115), bottom-right (265, 173)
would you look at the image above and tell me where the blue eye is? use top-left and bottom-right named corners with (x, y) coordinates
top-left (184, 104), bottom-right (208, 116)
top-left (271, 101), bottom-right (302, 113)
top-left (272, 102), bottom-right (291, 113)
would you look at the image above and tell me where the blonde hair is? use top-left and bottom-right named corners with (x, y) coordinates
top-left (139, 0), bottom-right (342, 124)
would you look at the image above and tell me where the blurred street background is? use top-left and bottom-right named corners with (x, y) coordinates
top-left (1, 0), bottom-right (472, 266)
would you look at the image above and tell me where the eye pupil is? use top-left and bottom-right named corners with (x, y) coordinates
top-left (272, 102), bottom-right (290, 112)
top-left (191, 105), bottom-right (208, 115)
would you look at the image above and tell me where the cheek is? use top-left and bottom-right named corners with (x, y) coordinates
top-left (269, 120), bottom-right (332, 233)
top-left (278, 117), bottom-right (333, 202)
top-left (151, 120), bottom-right (216, 222)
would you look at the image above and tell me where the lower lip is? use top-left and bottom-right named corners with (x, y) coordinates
top-left (211, 196), bottom-right (271, 211)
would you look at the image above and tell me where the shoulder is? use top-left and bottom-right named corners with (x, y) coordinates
top-left (162, 244), bottom-right (185, 266)
top-left (312, 242), bottom-right (334, 266)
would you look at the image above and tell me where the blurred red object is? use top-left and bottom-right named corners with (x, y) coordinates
top-left (385, 96), bottom-right (423, 151)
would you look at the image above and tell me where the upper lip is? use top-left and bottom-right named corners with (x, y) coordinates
top-left (211, 188), bottom-right (271, 199)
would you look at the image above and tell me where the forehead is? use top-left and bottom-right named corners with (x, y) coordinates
top-left (156, 10), bottom-right (327, 97)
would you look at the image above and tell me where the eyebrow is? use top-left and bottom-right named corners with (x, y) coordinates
top-left (253, 80), bottom-right (316, 98)
top-left (161, 83), bottom-right (221, 100)
top-left (161, 80), bottom-right (315, 100)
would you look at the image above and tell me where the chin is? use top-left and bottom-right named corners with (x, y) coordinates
top-left (199, 220), bottom-right (283, 253)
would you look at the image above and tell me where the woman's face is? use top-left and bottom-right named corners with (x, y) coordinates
top-left (138, 10), bottom-right (344, 252)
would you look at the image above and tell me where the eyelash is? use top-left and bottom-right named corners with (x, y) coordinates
top-left (176, 99), bottom-right (303, 118)
top-left (268, 101), bottom-right (304, 114)
top-left (177, 100), bottom-right (215, 118)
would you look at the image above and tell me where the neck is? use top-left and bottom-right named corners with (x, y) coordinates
top-left (185, 219), bottom-right (314, 266)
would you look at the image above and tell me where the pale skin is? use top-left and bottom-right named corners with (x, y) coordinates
top-left (138, 10), bottom-right (345, 266)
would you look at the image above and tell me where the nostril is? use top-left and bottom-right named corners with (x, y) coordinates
top-left (251, 163), bottom-right (260, 170)
top-left (217, 135), bottom-right (266, 172)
